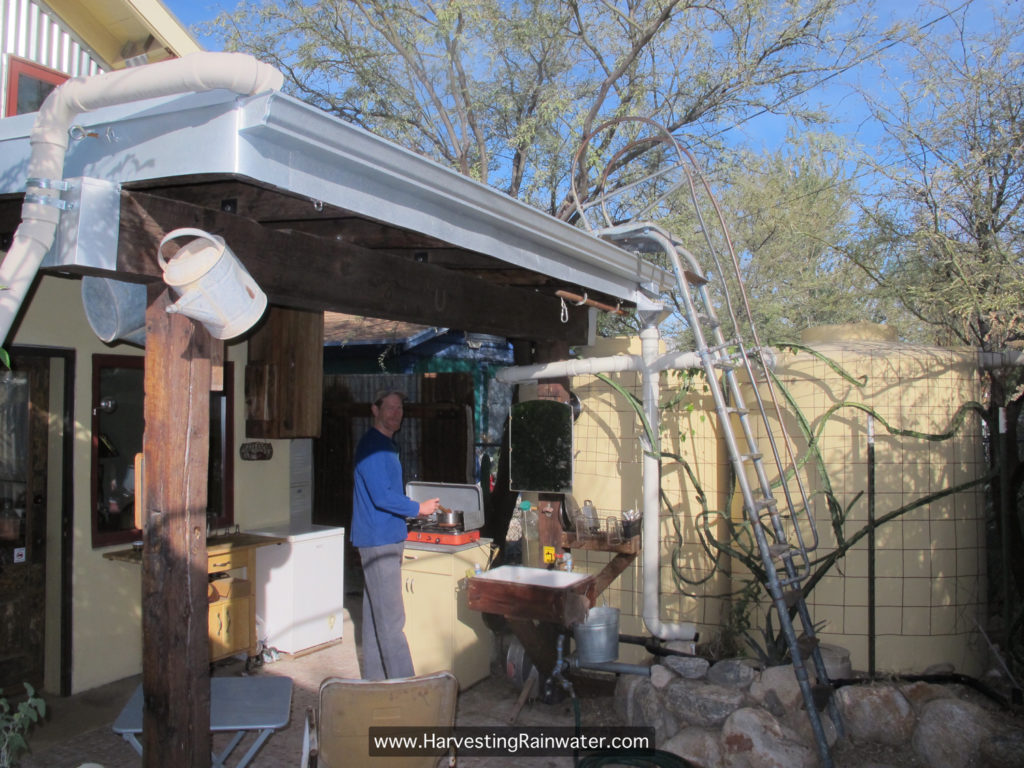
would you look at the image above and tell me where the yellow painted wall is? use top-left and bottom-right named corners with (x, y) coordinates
top-left (562, 332), bottom-right (988, 675)
top-left (12, 274), bottom-right (291, 693)
top-left (740, 337), bottom-right (988, 675)
top-left (567, 336), bottom-right (729, 662)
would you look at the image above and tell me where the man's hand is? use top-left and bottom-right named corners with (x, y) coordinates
top-left (418, 497), bottom-right (440, 517)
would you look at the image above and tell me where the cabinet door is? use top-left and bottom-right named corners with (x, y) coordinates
top-left (401, 569), bottom-right (453, 677)
top-left (209, 598), bottom-right (252, 661)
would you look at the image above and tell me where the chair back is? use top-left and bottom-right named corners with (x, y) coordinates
top-left (317, 671), bottom-right (458, 768)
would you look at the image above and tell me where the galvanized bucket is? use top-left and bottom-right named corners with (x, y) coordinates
top-left (574, 605), bottom-right (620, 664)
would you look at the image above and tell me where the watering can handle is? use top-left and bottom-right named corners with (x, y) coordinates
top-left (157, 228), bottom-right (221, 270)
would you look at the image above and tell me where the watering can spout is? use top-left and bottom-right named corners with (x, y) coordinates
top-left (158, 228), bottom-right (267, 340)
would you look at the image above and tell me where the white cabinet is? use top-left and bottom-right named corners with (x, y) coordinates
top-left (250, 524), bottom-right (345, 654)
top-left (401, 540), bottom-right (492, 689)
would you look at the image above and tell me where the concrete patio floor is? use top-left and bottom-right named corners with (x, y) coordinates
top-left (18, 594), bottom-right (615, 768)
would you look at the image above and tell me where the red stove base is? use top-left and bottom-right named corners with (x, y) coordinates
top-left (406, 528), bottom-right (481, 546)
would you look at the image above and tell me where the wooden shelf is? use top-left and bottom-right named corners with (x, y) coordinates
top-left (559, 531), bottom-right (641, 555)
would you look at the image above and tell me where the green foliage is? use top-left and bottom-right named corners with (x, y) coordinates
top-left (850, 4), bottom-right (1024, 351)
top-left (202, 0), bottom-right (879, 215)
top-left (0, 683), bottom-right (45, 768)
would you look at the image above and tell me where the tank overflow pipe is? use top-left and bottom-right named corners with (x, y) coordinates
top-left (0, 52), bottom-right (284, 347)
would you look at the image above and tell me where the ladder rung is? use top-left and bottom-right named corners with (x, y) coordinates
top-left (726, 406), bottom-right (749, 416)
top-left (782, 589), bottom-right (804, 608)
top-left (797, 634), bottom-right (820, 659)
top-left (754, 497), bottom-right (777, 511)
top-left (767, 543), bottom-right (790, 559)
top-left (741, 452), bottom-right (763, 462)
top-left (684, 269), bottom-right (708, 286)
top-left (810, 683), bottom-right (834, 710)
top-left (694, 312), bottom-right (720, 328)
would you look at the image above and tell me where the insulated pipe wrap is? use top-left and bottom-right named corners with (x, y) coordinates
top-left (0, 52), bottom-right (284, 347)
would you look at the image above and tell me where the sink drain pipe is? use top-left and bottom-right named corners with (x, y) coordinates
top-left (0, 52), bottom-right (284, 347)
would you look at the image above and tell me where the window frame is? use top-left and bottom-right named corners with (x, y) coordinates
top-left (91, 354), bottom-right (234, 548)
top-left (4, 56), bottom-right (68, 117)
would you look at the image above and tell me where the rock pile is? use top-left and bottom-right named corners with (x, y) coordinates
top-left (613, 648), bottom-right (1024, 768)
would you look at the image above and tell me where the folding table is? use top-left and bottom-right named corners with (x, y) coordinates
top-left (113, 676), bottom-right (293, 768)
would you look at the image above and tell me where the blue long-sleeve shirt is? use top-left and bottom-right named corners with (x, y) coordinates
top-left (351, 427), bottom-right (419, 547)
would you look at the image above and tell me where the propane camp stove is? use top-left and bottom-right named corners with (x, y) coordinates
top-left (406, 519), bottom-right (481, 546)
top-left (405, 481), bottom-right (484, 547)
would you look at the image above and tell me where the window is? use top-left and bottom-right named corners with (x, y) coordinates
top-left (4, 57), bottom-right (68, 117)
top-left (91, 355), bottom-right (234, 547)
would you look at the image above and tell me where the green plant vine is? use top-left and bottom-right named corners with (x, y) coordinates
top-left (595, 346), bottom-right (993, 656)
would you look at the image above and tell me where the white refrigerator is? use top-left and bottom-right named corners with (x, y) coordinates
top-left (249, 523), bottom-right (346, 654)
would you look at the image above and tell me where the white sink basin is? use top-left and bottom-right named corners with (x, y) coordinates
top-left (475, 564), bottom-right (590, 589)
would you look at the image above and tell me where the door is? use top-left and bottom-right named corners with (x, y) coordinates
top-left (0, 356), bottom-right (49, 692)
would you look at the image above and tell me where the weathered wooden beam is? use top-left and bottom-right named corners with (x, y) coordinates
top-left (141, 285), bottom-right (212, 767)
top-left (117, 191), bottom-right (589, 344)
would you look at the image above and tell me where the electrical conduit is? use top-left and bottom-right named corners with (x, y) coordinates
top-left (0, 52), bottom-right (284, 346)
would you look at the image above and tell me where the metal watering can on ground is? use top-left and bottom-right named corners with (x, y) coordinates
top-left (158, 228), bottom-right (267, 340)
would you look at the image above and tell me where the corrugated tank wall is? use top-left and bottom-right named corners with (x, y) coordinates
top-left (739, 328), bottom-right (989, 675)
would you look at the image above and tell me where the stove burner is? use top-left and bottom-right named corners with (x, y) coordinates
top-left (406, 517), bottom-right (479, 545)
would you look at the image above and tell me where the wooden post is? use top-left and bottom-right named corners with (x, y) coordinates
top-left (141, 286), bottom-right (212, 767)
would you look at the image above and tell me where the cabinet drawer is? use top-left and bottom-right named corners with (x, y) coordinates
top-left (208, 550), bottom-right (244, 574)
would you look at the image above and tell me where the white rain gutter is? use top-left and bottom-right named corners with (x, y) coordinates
top-left (496, 338), bottom-right (706, 641)
top-left (0, 52), bottom-right (284, 346)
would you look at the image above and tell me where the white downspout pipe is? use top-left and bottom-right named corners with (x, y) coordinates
top-left (638, 322), bottom-right (697, 641)
top-left (495, 334), bottom-right (704, 641)
top-left (0, 52), bottom-right (284, 346)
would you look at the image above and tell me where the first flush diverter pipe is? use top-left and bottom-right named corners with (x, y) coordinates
top-left (495, 326), bottom-right (700, 642)
top-left (0, 52), bottom-right (284, 346)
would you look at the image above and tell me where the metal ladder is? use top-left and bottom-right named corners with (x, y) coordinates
top-left (599, 222), bottom-right (844, 768)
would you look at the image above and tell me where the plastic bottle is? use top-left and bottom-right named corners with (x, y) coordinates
top-left (563, 552), bottom-right (573, 572)
top-left (521, 500), bottom-right (540, 567)
top-left (473, 563), bottom-right (483, 576)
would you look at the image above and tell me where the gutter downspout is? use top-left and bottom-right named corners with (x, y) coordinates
top-left (496, 342), bottom-right (709, 642)
top-left (0, 52), bottom-right (284, 346)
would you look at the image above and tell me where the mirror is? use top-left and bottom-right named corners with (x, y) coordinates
top-left (509, 399), bottom-right (573, 493)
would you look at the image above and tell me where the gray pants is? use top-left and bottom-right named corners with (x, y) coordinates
top-left (359, 541), bottom-right (415, 680)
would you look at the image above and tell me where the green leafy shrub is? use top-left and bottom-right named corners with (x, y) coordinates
top-left (0, 683), bottom-right (45, 768)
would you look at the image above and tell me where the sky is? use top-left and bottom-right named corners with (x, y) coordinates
top-left (159, 0), bottom-right (1000, 164)
top-left (164, 0), bottom-right (234, 49)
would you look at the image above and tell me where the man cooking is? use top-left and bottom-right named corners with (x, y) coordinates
top-left (352, 389), bottom-right (440, 679)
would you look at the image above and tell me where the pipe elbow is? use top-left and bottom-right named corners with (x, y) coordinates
top-left (176, 52), bottom-right (285, 95)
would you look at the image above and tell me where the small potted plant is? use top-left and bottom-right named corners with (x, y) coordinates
top-left (0, 683), bottom-right (45, 768)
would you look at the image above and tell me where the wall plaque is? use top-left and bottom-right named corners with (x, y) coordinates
top-left (239, 441), bottom-right (273, 461)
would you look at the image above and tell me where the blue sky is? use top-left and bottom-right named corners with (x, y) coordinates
top-left (165, 0), bottom-right (233, 48)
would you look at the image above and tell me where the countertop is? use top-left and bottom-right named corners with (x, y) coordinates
top-left (103, 531), bottom-right (284, 565)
